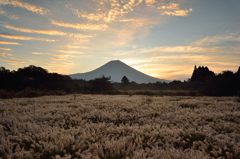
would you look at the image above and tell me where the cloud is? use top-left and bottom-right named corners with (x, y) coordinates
top-left (0, 9), bottom-right (19, 19)
top-left (0, 52), bottom-right (12, 57)
top-left (69, 0), bottom-right (143, 23)
top-left (64, 45), bottom-right (90, 50)
top-left (0, 47), bottom-right (11, 51)
top-left (54, 50), bottom-right (84, 55)
top-left (193, 34), bottom-right (240, 46)
top-left (158, 3), bottom-right (192, 16)
top-left (2, 24), bottom-right (94, 41)
top-left (0, 40), bottom-right (21, 45)
top-left (3, 24), bottom-right (66, 36)
top-left (70, 0), bottom-right (192, 24)
top-left (67, 33), bottom-right (93, 40)
top-left (51, 20), bottom-right (109, 31)
top-left (104, 0), bottom-right (142, 22)
top-left (46, 61), bottom-right (74, 74)
top-left (145, 0), bottom-right (155, 6)
top-left (119, 18), bottom-right (156, 27)
top-left (74, 11), bottom-right (104, 22)
top-left (31, 52), bottom-right (46, 55)
top-left (47, 54), bottom-right (75, 74)
top-left (1, 56), bottom-right (29, 70)
top-left (0, 33), bottom-right (56, 42)
top-left (2, 57), bottom-right (26, 68)
top-left (0, 0), bottom-right (48, 15)
top-left (152, 46), bottom-right (219, 53)
top-left (113, 45), bottom-right (219, 56)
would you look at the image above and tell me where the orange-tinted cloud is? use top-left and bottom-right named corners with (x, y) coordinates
top-left (0, 47), bottom-right (11, 51)
top-left (70, 0), bottom-right (192, 25)
top-left (0, 40), bottom-right (21, 45)
top-left (1, 56), bottom-right (28, 70)
top-left (0, 33), bottom-right (56, 42)
top-left (51, 20), bottom-right (109, 31)
top-left (70, 0), bottom-right (144, 23)
top-left (158, 3), bottom-right (192, 16)
top-left (3, 24), bottom-right (94, 41)
top-left (145, 0), bottom-right (155, 6)
top-left (3, 24), bottom-right (66, 36)
top-left (0, 0), bottom-right (48, 15)
top-left (0, 52), bottom-right (12, 57)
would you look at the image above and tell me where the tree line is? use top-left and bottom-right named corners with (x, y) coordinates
top-left (0, 65), bottom-right (113, 98)
top-left (0, 65), bottom-right (239, 98)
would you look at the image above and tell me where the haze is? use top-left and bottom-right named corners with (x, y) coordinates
top-left (0, 0), bottom-right (240, 80)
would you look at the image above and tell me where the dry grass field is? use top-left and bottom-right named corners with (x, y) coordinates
top-left (0, 95), bottom-right (240, 159)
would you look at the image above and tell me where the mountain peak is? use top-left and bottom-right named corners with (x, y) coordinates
top-left (109, 60), bottom-right (121, 62)
top-left (70, 60), bottom-right (167, 83)
top-left (107, 60), bottom-right (123, 64)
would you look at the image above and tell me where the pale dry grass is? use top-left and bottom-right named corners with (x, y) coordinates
top-left (0, 95), bottom-right (240, 159)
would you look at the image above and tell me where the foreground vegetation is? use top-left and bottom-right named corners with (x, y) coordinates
top-left (0, 95), bottom-right (240, 159)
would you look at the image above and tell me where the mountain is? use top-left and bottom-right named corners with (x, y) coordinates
top-left (70, 60), bottom-right (166, 83)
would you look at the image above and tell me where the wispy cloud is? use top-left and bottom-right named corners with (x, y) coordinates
top-left (2, 57), bottom-right (26, 68)
top-left (31, 52), bottom-right (47, 55)
top-left (0, 52), bottom-right (12, 57)
top-left (47, 55), bottom-right (75, 74)
top-left (3, 24), bottom-right (66, 36)
top-left (0, 40), bottom-right (21, 45)
top-left (112, 45), bottom-right (219, 57)
top-left (193, 33), bottom-right (240, 46)
top-left (64, 45), bottom-right (90, 50)
top-left (0, 0), bottom-right (48, 15)
top-left (51, 20), bottom-right (109, 31)
top-left (0, 33), bottom-right (56, 42)
top-left (145, 0), bottom-right (155, 6)
top-left (2, 24), bottom-right (94, 41)
top-left (119, 18), bottom-right (156, 27)
top-left (0, 9), bottom-right (19, 19)
top-left (0, 47), bottom-right (11, 51)
top-left (54, 50), bottom-right (84, 55)
top-left (67, 33), bottom-right (93, 41)
top-left (152, 46), bottom-right (219, 53)
top-left (158, 3), bottom-right (192, 16)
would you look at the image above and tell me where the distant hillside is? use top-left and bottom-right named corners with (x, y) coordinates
top-left (70, 60), bottom-right (167, 83)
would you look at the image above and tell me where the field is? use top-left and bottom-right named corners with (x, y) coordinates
top-left (0, 95), bottom-right (240, 159)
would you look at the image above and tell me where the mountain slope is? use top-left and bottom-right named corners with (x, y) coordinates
top-left (70, 60), bottom-right (166, 83)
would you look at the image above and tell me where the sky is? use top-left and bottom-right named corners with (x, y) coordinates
top-left (0, 0), bottom-right (240, 80)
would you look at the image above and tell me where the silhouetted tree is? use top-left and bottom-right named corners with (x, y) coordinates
top-left (0, 67), bottom-right (12, 89)
top-left (89, 76), bottom-right (113, 92)
top-left (121, 76), bottom-right (130, 84)
top-left (191, 66), bottom-right (215, 82)
top-left (236, 67), bottom-right (240, 76)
